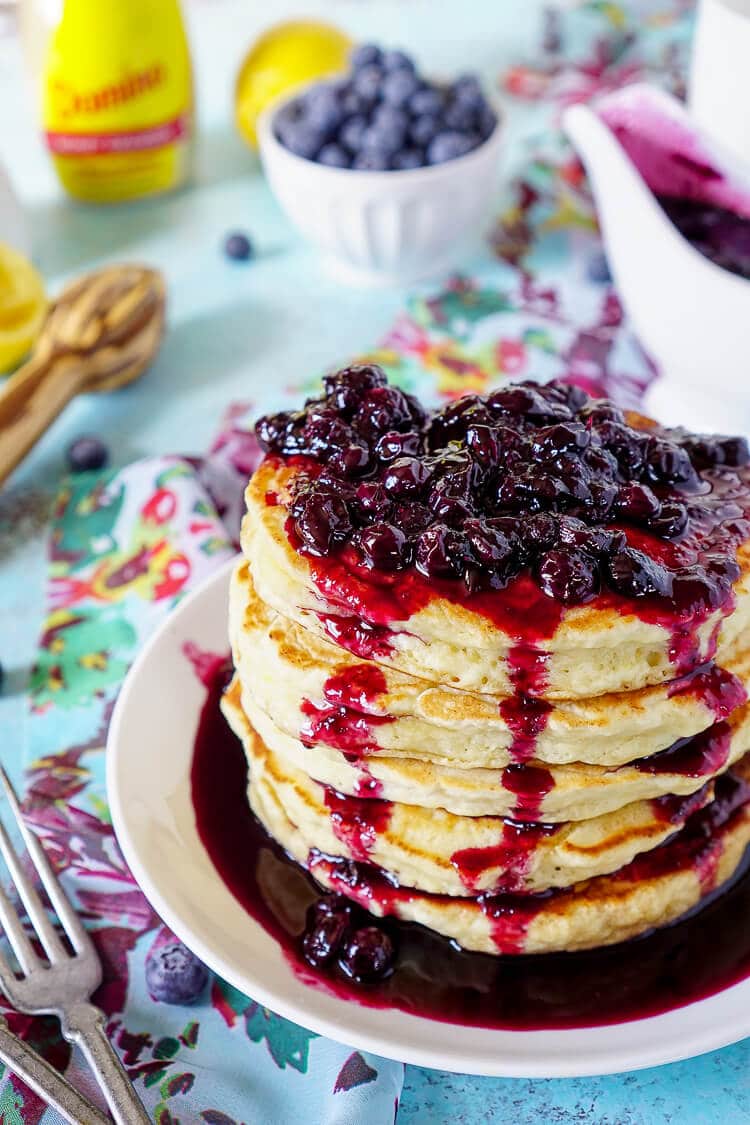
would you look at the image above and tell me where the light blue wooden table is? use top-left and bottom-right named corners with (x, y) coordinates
top-left (1, 1), bottom-right (749, 1120)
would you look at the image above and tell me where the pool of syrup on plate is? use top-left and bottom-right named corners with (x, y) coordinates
top-left (191, 664), bottom-right (750, 1031)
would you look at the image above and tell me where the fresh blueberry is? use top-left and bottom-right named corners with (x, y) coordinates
top-left (443, 99), bottom-right (478, 132)
top-left (410, 114), bottom-right (442, 147)
top-left (304, 86), bottom-right (343, 134)
top-left (350, 43), bottom-right (382, 69)
top-left (352, 64), bottom-right (383, 103)
top-left (339, 114), bottom-right (369, 154)
top-left (67, 436), bottom-right (109, 472)
top-left (381, 68), bottom-right (420, 107)
top-left (391, 147), bottom-right (423, 170)
top-left (372, 104), bottom-right (409, 136)
top-left (145, 942), bottom-right (209, 1004)
top-left (452, 74), bottom-right (484, 106)
top-left (477, 103), bottom-right (498, 138)
top-left (427, 130), bottom-right (477, 164)
top-left (381, 48), bottom-right (415, 73)
top-left (587, 250), bottom-right (612, 283)
top-left (352, 151), bottom-right (390, 170)
top-left (409, 87), bottom-right (444, 116)
top-left (279, 120), bottom-right (324, 160)
top-left (318, 143), bottom-right (350, 168)
top-left (223, 231), bottom-right (254, 261)
top-left (340, 89), bottom-right (367, 117)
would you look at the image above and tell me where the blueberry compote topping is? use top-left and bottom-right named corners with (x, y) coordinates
top-left (658, 196), bottom-right (750, 281)
top-left (256, 367), bottom-right (750, 617)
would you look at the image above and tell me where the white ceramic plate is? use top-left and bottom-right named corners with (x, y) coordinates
top-left (107, 559), bottom-right (750, 1077)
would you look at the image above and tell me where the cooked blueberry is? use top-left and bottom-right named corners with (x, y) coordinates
top-left (533, 422), bottom-right (590, 458)
top-left (350, 44), bottom-right (382, 69)
top-left (318, 143), bottom-right (350, 168)
top-left (465, 518), bottom-right (516, 568)
top-left (382, 68), bottom-right (420, 107)
top-left (376, 430), bottom-right (421, 460)
top-left (645, 438), bottom-right (696, 485)
top-left (67, 436), bottom-right (109, 472)
top-left (536, 547), bottom-right (599, 604)
top-left (465, 424), bottom-right (500, 466)
top-left (352, 481), bottom-right (392, 521)
top-left (145, 942), bottom-right (209, 1004)
top-left (648, 500), bottom-right (689, 538)
top-left (383, 456), bottom-right (432, 497)
top-left (524, 512), bottom-right (558, 552)
top-left (302, 911), bottom-right (350, 968)
top-left (579, 400), bottom-right (625, 426)
top-left (338, 926), bottom-right (395, 982)
top-left (296, 493), bottom-right (352, 554)
top-left (614, 482), bottom-right (662, 522)
top-left (427, 130), bottom-right (477, 164)
top-left (392, 501), bottom-right (432, 536)
top-left (415, 524), bottom-right (461, 578)
top-left (593, 421), bottom-right (645, 476)
top-left (328, 441), bottom-right (370, 476)
top-left (671, 568), bottom-right (726, 615)
top-left (358, 522), bottom-right (408, 570)
top-left (223, 231), bottom-right (254, 261)
top-left (682, 434), bottom-right (750, 469)
top-left (606, 548), bottom-right (671, 598)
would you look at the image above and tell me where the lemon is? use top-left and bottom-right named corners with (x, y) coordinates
top-left (0, 243), bottom-right (47, 373)
top-left (235, 19), bottom-right (351, 147)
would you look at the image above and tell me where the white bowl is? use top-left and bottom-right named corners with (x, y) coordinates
top-left (257, 94), bottom-right (503, 287)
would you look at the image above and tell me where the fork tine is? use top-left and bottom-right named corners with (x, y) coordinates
top-left (0, 881), bottom-right (40, 977)
top-left (0, 810), bottom-right (67, 964)
top-left (0, 769), bottom-right (85, 957)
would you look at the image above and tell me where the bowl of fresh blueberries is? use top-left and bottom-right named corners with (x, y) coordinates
top-left (257, 42), bottom-right (502, 286)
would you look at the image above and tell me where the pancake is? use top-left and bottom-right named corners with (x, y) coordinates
top-left (245, 711), bottom-right (750, 954)
top-left (242, 457), bottom-right (750, 700)
top-left (224, 676), bottom-right (750, 823)
top-left (223, 688), bottom-right (735, 897)
top-left (230, 559), bottom-right (750, 770)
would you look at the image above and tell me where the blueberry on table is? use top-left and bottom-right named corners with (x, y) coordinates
top-left (67, 436), bottom-right (109, 473)
top-left (145, 942), bottom-right (209, 1004)
top-left (223, 231), bottom-right (254, 261)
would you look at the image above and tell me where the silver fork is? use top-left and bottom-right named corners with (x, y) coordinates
top-left (0, 767), bottom-right (150, 1125)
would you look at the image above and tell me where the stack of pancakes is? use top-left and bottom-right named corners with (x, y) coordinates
top-left (222, 455), bottom-right (750, 956)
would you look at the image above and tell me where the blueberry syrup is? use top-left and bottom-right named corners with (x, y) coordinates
top-left (323, 788), bottom-right (393, 862)
top-left (352, 762), bottom-right (384, 799)
top-left (658, 195), bottom-right (750, 281)
top-left (637, 723), bottom-right (732, 778)
top-left (300, 698), bottom-right (391, 755)
top-left (651, 783), bottom-right (712, 825)
top-left (667, 661), bottom-right (747, 718)
top-left (451, 819), bottom-right (559, 894)
top-left (322, 663), bottom-right (390, 712)
top-left (192, 669), bottom-right (750, 1029)
top-left (501, 763), bottom-right (555, 818)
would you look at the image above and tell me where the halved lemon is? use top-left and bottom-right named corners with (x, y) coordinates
top-left (0, 243), bottom-right (47, 373)
top-left (235, 19), bottom-right (351, 148)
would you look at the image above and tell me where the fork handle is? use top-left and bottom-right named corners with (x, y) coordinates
top-left (0, 1017), bottom-right (110, 1125)
top-left (61, 1002), bottom-right (150, 1125)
